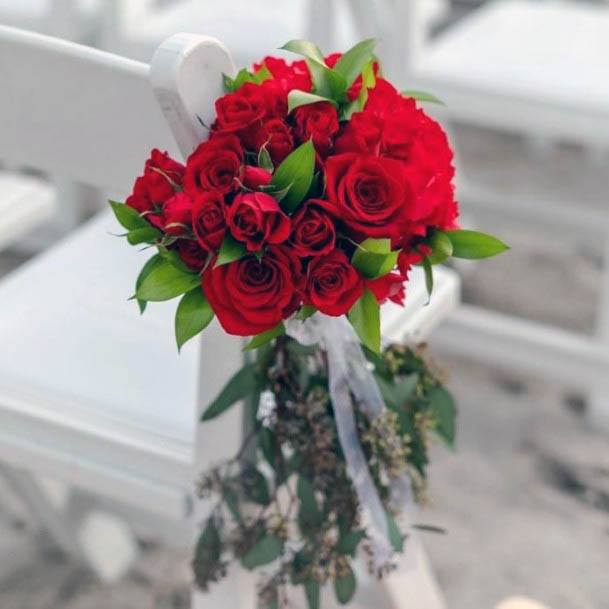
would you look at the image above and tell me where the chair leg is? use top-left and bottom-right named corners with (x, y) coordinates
top-left (383, 536), bottom-right (447, 609)
top-left (0, 464), bottom-right (85, 562)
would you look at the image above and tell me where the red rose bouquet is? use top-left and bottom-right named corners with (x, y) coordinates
top-left (111, 39), bottom-right (507, 608)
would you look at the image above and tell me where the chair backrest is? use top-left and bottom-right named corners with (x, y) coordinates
top-left (0, 25), bottom-right (179, 194)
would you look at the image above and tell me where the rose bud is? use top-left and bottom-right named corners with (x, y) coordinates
top-left (293, 101), bottom-right (339, 157)
top-left (254, 119), bottom-right (294, 165)
top-left (305, 250), bottom-right (364, 316)
top-left (226, 192), bottom-right (291, 252)
top-left (242, 166), bottom-right (272, 190)
top-left (203, 245), bottom-right (303, 336)
top-left (126, 149), bottom-right (185, 228)
top-left (288, 200), bottom-right (336, 257)
top-left (366, 272), bottom-right (406, 306)
top-left (184, 135), bottom-right (243, 196)
top-left (161, 192), bottom-right (193, 235)
top-left (192, 191), bottom-right (227, 252)
top-left (177, 239), bottom-right (207, 272)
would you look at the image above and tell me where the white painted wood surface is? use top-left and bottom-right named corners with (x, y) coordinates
top-left (0, 26), bottom-right (459, 608)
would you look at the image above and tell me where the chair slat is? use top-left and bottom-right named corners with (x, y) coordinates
top-left (0, 25), bottom-right (179, 194)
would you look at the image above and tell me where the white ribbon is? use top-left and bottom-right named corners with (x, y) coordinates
top-left (286, 313), bottom-right (416, 570)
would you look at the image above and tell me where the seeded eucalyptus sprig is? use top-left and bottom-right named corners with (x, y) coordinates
top-left (193, 337), bottom-right (456, 609)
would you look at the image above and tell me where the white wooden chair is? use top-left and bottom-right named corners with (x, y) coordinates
top-left (346, 0), bottom-right (609, 428)
top-left (0, 25), bottom-right (459, 607)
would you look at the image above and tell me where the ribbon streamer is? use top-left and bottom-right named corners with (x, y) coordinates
top-left (286, 313), bottom-right (415, 570)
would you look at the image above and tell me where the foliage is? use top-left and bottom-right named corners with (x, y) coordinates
top-left (193, 337), bottom-right (455, 608)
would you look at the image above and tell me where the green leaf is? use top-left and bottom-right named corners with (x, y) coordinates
top-left (336, 530), bottom-right (365, 556)
top-left (297, 477), bottom-right (323, 533)
top-left (428, 386), bottom-right (456, 447)
top-left (288, 90), bottom-right (337, 113)
top-left (253, 64), bottom-right (273, 84)
top-left (136, 257), bottom-right (200, 302)
top-left (334, 565), bottom-right (356, 604)
top-left (427, 231), bottom-right (453, 265)
top-left (386, 512), bottom-right (404, 552)
top-left (216, 233), bottom-right (247, 267)
top-left (201, 363), bottom-right (261, 421)
top-left (223, 68), bottom-right (256, 92)
top-left (241, 535), bottom-right (283, 570)
top-left (126, 226), bottom-right (161, 245)
top-left (446, 230), bottom-right (509, 259)
top-left (134, 254), bottom-right (162, 313)
top-left (109, 200), bottom-right (148, 231)
top-left (175, 288), bottom-right (214, 351)
top-left (258, 144), bottom-right (274, 172)
top-left (244, 322), bottom-right (286, 351)
top-left (242, 465), bottom-right (271, 505)
top-left (362, 59), bottom-right (377, 89)
top-left (422, 255), bottom-right (434, 302)
top-left (401, 90), bottom-right (445, 105)
top-left (296, 305), bottom-right (317, 321)
top-left (352, 238), bottom-right (399, 279)
top-left (348, 288), bottom-right (381, 353)
top-left (280, 40), bottom-right (346, 100)
top-left (194, 519), bottom-right (221, 564)
top-left (333, 38), bottom-right (376, 86)
top-left (271, 140), bottom-right (316, 213)
top-left (304, 580), bottom-right (320, 609)
top-left (281, 40), bottom-right (325, 65)
top-left (375, 373), bottom-right (418, 410)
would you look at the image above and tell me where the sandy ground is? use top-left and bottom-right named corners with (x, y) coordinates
top-left (0, 122), bottom-right (608, 608)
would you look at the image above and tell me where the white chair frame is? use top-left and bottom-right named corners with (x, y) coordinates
top-left (345, 0), bottom-right (609, 429)
top-left (0, 24), bottom-right (460, 607)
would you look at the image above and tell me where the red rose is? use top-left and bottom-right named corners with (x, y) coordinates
top-left (126, 149), bottom-right (184, 226)
top-left (334, 112), bottom-right (384, 156)
top-left (226, 192), bottom-right (291, 252)
top-left (293, 102), bottom-right (339, 157)
top-left (259, 79), bottom-right (288, 118)
top-left (177, 239), bottom-right (208, 271)
top-left (192, 191), bottom-right (227, 252)
top-left (203, 245), bottom-right (303, 336)
top-left (324, 153), bottom-right (412, 239)
top-left (305, 250), bottom-right (364, 316)
top-left (288, 200), bottom-right (336, 257)
top-left (161, 192), bottom-right (193, 235)
top-left (254, 119), bottom-right (294, 165)
top-left (362, 78), bottom-right (408, 118)
top-left (184, 135), bottom-right (243, 196)
top-left (366, 272), bottom-right (406, 306)
top-left (241, 166), bottom-right (272, 190)
top-left (214, 82), bottom-right (266, 135)
top-left (253, 57), bottom-right (312, 93)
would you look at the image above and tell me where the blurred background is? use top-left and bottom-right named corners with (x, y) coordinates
top-left (0, 1), bottom-right (608, 608)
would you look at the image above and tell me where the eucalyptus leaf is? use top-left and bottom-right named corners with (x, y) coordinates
top-left (304, 580), bottom-right (320, 609)
top-left (242, 465), bottom-right (271, 505)
top-left (446, 230), bottom-right (509, 259)
top-left (244, 322), bottom-right (286, 351)
top-left (216, 233), bottom-right (247, 267)
top-left (334, 565), bottom-right (356, 604)
top-left (201, 363), bottom-right (261, 421)
top-left (271, 140), bottom-right (315, 213)
top-left (428, 386), bottom-right (456, 447)
top-left (386, 511), bottom-right (404, 552)
top-left (241, 535), bottom-right (283, 570)
top-left (175, 288), bottom-right (214, 351)
top-left (348, 288), bottom-right (381, 353)
top-left (336, 530), bottom-right (365, 556)
top-left (376, 373), bottom-right (418, 410)
top-left (136, 258), bottom-right (200, 302)
top-left (297, 477), bottom-right (323, 533)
